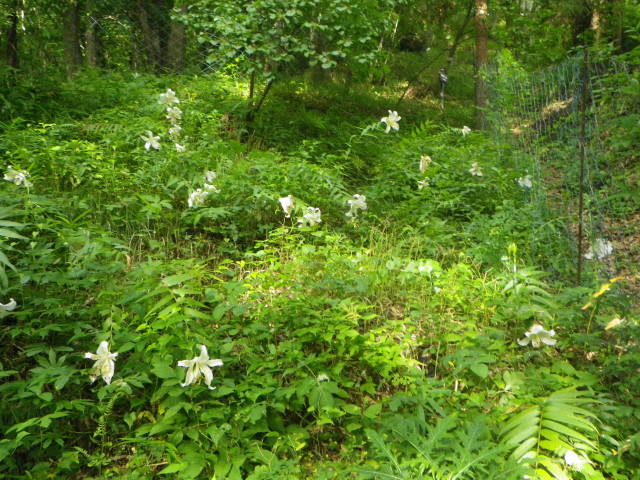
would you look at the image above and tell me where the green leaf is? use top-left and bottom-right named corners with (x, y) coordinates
top-left (158, 462), bottom-right (186, 474)
top-left (152, 364), bottom-right (176, 379)
top-left (363, 403), bottom-right (382, 419)
top-left (0, 227), bottom-right (27, 240)
top-left (162, 273), bottom-right (197, 287)
top-left (470, 363), bottom-right (489, 379)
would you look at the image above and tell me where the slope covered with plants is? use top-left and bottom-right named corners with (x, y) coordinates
top-left (0, 64), bottom-right (638, 479)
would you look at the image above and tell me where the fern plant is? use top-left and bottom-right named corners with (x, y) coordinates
top-left (500, 387), bottom-right (605, 479)
top-left (355, 408), bottom-right (528, 479)
top-left (0, 204), bottom-right (27, 289)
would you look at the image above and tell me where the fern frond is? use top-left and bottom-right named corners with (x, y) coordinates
top-left (500, 387), bottom-right (603, 479)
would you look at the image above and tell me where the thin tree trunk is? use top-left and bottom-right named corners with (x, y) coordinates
top-left (309, 6), bottom-right (327, 83)
top-left (571, 3), bottom-right (593, 47)
top-left (63, 1), bottom-right (84, 78)
top-left (440, 0), bottom-right (474, 111)
top-left (6, 0), bottom-right (20, 71)
top-left (137, 0), bottom-right (162, 69)
top-left (474, 0), bottom-right (489, 129)
top-left (85, 0), bottom-right (104, 68)
top-left (167, 4), bottom-right (187, 71)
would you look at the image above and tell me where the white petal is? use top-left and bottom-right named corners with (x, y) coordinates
top-left (0, 298), bottom-right (17, 311)
top-left (201, 364), bottom-right (214, 388)
top-left (198, 345), bottom-right (209, 362)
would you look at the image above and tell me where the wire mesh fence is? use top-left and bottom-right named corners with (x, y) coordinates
top-left (490, 53), bottom-right (639, 286)
top-left (86, 3), bottom-right (254, 79)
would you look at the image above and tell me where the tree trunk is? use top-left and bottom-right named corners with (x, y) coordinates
top-left (137, 0), bottom-right (162, 70)
top-left (85, 0), bottom-right (105, 68)
top-left (6, 0), bottom-right (20, 71)
top-left (440, 0), bottom-right (474, 111)
top-left (571, 3), bottom-right (593, 46)
top-left (309, 22), bottom-right (327, 82)
top-left (474, 0), bottom-right (489, 128)
top-left (167, 4), bottom-right (187, 72)
top-left (63, 1), bottom-right (84, 78)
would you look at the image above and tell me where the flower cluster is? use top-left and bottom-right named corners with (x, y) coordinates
top-left (469, 162), bottom-right (483, 177)
top-left (83, 342), bottom-right (223, 390)
top-left (517, 174), bottom-right (533, 188)
top-left (160, 89), bottom-right (185, 152)
top-left (517, 324), bottom-right (557, 348)
top-left (188, 172), bottom-right (220, 208)
top-left (278, 195), bottom-right (322, 227)
top-left (418, 155), bottom-right (432, 189)
top-left (279, 193), bottom-right (368, 226)
top-left (4, 167), bottom-right (33, 188)
top-left (419, 155), bottom-right (432, 174)
top-left (462, 125), bottom-right (471, 136)
top-left (346, 194), bottom-right (367, 219)
top-left (141, 88), bottom-right (186, 152)
top-left (299, 207), bottom-right (322, 227)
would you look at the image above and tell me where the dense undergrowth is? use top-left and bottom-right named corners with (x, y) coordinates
top-left (0, 68), bottom-right (638, 480)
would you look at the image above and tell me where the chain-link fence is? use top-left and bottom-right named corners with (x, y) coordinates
top-left (0, 2), bottom-right (255, 81)
top-left (490, 53), bottom-right (639, 286)
top-left (86, 2), bottom-right (252, 78)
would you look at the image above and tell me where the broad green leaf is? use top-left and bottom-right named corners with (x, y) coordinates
top-left (363, 403), bottom-right (382, 419)
top-left (470, 363), bottom-right (489, 379)
top-left (158, 462), bottom-right (186, 474)
top-left (152, 364), bottom-right (176, 379)
top-left (162, 273), bottom-right (197, 287)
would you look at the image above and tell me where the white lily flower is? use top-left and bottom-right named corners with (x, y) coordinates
top-left (204, 171), bottom-right (217, 183)
top-left (298, 207), bottom-right (322, 227)
top-left (0, 298), bottom-right (17, 318)
top-left (418, 261), bottom-right (433, 274)
top-left (418, 177), bottom-right (430, 189)
top-left (177, 345), bottom-right (223, 390)
top-left (169, 124), bottom-right (182, 137)
top-left (469, 162), bottom-right (483, 176)
top-left (419, 155), bottom-right (432, 173)
top-left (166, 106), bottom-right (182, 124)
top-left (317, 373), bottom-right (330, 382)
top-left (204, 183), bottom-right (220, 193)
top-left (141, 130), bottom-right (161, 150)
top-left (4, 167), bottom-right (33, 187)
top-left (279, 195), bottom-right (294, 218)
top-left (517, 175), bottom-right (533, 188)
top-left (346, 194), bottom-right (367, 218)
top-left (462, 125), bottom-right (471, 136)
top-left (84, 341), bottom-right (118, 384)
top-left (584, 238), bottom-right (613, 260)
top-left (188, 188), bottom-right (209, 207)
top-left (517, 324), bottom-right (557, 348)
top-left (381, 110), bottom-right (401, 133)
top-left (175, 143), bottom-right (186, 153)
top-left (159, 88), bottom-right (180, 105)
top-left (564, 450), bottom-right (586, 471)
